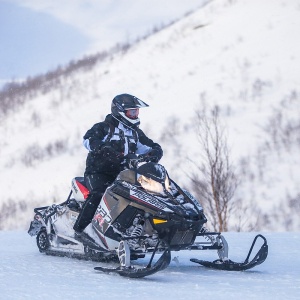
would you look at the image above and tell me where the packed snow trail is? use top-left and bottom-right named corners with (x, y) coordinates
top-left (0, 231), bottom-right (299, 300)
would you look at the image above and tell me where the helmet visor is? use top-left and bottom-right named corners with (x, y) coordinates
top-left (125, 108), bottom-right (139, 119)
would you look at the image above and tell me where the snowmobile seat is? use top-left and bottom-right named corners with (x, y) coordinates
top-left (75, 177), bottom-right (86, 186)
top-left (71, 177), bottom-right (89, 201)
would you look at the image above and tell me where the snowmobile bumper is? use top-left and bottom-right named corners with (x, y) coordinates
top-left (191, 234), bottom-right (268, 271)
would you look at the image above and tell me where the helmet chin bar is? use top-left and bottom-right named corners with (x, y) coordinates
top-left (113, 112), bottom-right (140, 127)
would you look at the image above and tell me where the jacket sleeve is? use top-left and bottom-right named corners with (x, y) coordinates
top-left (136, 128), bottom-right (163, 160)
top-left (83, 122), bottom-right (109, 152)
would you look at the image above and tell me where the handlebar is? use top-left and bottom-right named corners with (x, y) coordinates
top-left (123, 153), bottom-right (158, 169)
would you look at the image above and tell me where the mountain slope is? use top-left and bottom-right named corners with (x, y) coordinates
top-left (1, 0), bottom-right (300, 230)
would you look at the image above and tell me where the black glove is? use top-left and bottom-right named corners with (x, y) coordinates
top-left (146, 148), bottom-right (162, 163)
top-left (124, 154), bottom-right (140, 168)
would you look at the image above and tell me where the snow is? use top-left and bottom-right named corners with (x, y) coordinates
top-left (1, 0), bottom-right (300, 231)
top-left (0, 231), bottom-right (299, 299)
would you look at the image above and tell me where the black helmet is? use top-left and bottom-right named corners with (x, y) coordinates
top-left (111, 94), bottom-right (149, 127)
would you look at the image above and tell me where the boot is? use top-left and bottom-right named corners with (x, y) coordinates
top-left (73, 200), bottom-right (99, 233)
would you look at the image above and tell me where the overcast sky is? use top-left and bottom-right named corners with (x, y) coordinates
top-left (0, 0), bottom-right (204, 86)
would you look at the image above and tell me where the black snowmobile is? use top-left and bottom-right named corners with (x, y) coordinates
top-left (28, 156), bottom-right (268, 278)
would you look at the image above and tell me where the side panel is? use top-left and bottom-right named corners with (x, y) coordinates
top-left (52, 207), bottom-right (78, 236)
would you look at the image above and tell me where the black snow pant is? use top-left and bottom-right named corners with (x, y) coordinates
top-left (73, 173), bottom-right (116, 232)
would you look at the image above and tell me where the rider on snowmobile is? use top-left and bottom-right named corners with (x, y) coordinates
top-left (73, 94), bottom-right (163, 235)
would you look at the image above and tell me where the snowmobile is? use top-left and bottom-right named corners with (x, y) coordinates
top-left (28, 156), bottom-right (268, 278)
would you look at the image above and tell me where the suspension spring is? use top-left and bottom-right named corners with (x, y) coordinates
top-left (131, 224), bottom-right (144, 238)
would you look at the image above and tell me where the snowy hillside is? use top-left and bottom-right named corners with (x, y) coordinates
top-left (1, 0), bottom-right (300, 231)
top-left (0, 231), bottom-right (299, 300)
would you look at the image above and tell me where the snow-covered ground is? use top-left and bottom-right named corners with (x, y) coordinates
top-left (0, 231), bottom-right (299, 299)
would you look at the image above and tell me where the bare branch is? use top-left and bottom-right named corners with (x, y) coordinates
top-left (189, 103), bottom-right (238, 231)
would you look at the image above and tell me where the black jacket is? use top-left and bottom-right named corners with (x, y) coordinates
top-left (83, 114), bottom-right (163, 175)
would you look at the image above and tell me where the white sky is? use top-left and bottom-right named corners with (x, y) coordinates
top-left (13, 0), bottom-right (205, 49)
top-left (0, 0), bottom-right (205, 84)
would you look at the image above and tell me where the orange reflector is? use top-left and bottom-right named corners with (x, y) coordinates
top-left (153, 218), bottom-right (168, 225)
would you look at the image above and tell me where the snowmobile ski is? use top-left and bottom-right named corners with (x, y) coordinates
top-left (95, 248), bottom-right (171, 278)
top-left (190, 234), bottom-right (268, 271)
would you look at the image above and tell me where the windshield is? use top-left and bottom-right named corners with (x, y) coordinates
top-left (137, 173), bottom-right (171, 196)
